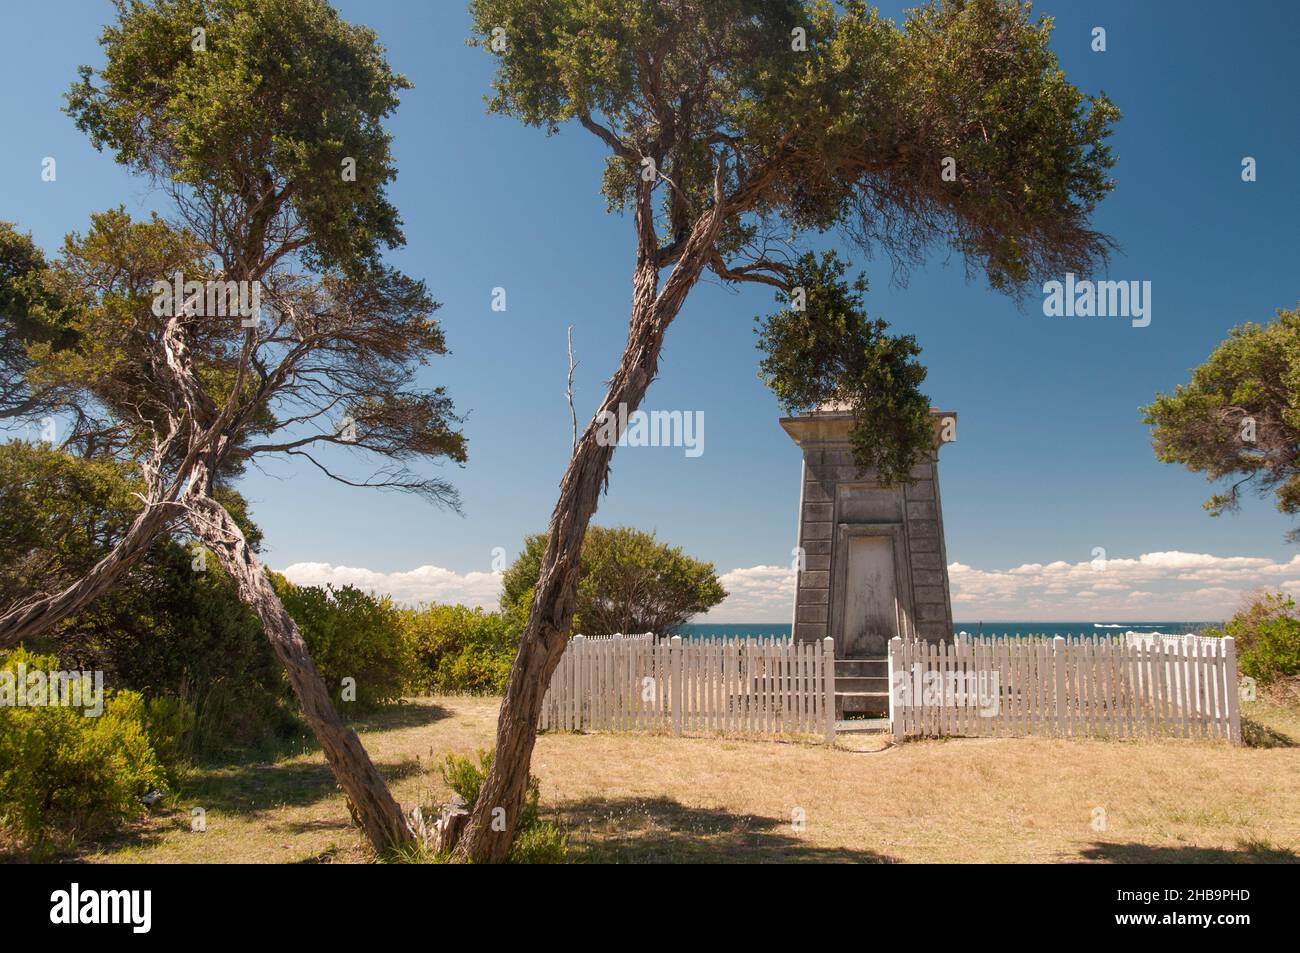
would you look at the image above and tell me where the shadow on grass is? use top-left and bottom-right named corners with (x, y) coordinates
top-left (554, 796), bottom-right (897, 863)
top-left (292, 845), bottom-right (344, 864)
top-left (210, 700), bottom-right (453, 766)
top-left (349, 700), bottom-right (453, 733)
top-left (180, 757), bottom-right (424, 817)
top-left (1, 814), bottom-right (176, 864)
top-left (1242, 717), bottom-right (1298, 748)
top-left (33, 757), bottom-right (423, 862)
top-left (1080, 840), bottom-right (1299, 864)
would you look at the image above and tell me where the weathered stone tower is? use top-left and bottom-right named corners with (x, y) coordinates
top-left (782, 407), bottom-right (955, 657)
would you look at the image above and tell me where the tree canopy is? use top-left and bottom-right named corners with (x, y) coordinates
top-left (502, 526), bottom-right (727, 636)
top-left (469, 0), bottom-right (1119, 473)
top-left (1143, 305), bottom-right (1300, 541)
top-left (66, 0), bottom-right (411, 278)
top-left (756, 252), bottom-right (932, 483)
top-left (27, 205), bottom-right (467, 503)
top-left (44, 0), bottom-right (469, 499)
top-left (0, 223), bottom-right (77, 421)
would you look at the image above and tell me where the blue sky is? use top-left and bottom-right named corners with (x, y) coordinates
top-left (4, 0), bottom-right (1300, 621)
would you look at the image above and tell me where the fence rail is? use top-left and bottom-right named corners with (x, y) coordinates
top-left (541, 634), bottom-right (836, 743)
top-left (888, 634), bottom-right (1242, 744)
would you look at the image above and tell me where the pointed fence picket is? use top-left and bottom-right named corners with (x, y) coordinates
top-left (886, 633), bottom-right (1242, 745)
top-left (540, 633), bottom-right (836, 743)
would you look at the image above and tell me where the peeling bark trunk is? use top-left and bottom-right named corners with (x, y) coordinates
top-left (184, 494), bottom-right (415, 854)
top-left (450, 186), bottom-right (726, 862)
top-left (0, 315), bottom-right (225, 650)
top-left (0, 501), bottom-right (179, 650)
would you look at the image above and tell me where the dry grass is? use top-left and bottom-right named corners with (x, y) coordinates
top-left (73, 695), bottom-right (1300, 864)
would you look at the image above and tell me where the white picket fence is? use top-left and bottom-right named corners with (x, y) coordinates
top-left (1123, 632), bottom-right (1235, 719)
top-left (888, 634), bottom-right (1243, 744)
top-left (573, 632), bottom-right (656, 643)
top-left (540, 634), bottom-right (837, 743)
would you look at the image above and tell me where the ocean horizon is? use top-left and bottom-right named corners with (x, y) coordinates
top-left (673, 621), bottom-right (1217, 640)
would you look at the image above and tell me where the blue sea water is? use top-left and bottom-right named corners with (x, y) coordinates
top-left (674, 621), bottom-right (1215, 640)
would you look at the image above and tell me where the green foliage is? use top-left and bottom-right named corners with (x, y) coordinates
top-left (65, 0), bottom-right (411, 276)
top-left (501, 526), bottom-right (727, 636)
top-left (0, 442), bottom-right (293, 758)
top-left (0, 221), bottom-right (72, 343)
top-left (2, 441), bottom-right (436, 756)
top-left (142, 695), bottom-right (197, 783)
top-left (1143, 306), bottom-right (1300, 540)
top-left (0, 440), bottom-right (139, 597)
top-left (757, 252), bottom-right (934, 482)
top-left (78, 543), bottom-right (296, 759)
top-left (1207, 593), bottom-right (1300, 686)
top-left (469, 0), bottom-right (1119, 290)
top-left (508, 821), bottom-right (570, 864)
top-left (273, 574), bottom-right (412, 710)
top-left (440, 749), bottom-right (567, 863)
top-left (0, 221), bottom-right (77, 416)
top-left (402, 604), bottom-right (518, 695)
top-left (29, 209), bottom-right (255, 452)
top-left (0, 649), bottom-right (170, 850)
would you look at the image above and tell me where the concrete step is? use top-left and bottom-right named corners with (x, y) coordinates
top-left (835, 658), bottom-right (888, 678)
top-left (835, 717), bottom-right (889, 734)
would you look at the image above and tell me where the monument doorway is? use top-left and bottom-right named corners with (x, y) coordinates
top-left (842, 535), bottom-right (899, 657)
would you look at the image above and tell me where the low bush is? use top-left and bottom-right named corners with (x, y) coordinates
top-left (142, 695), bottom-right (196, 784)
top-left (439, 749), bottom-right (567, 864)
top-left (0, 649), bottom-right (179, 851)
top-left (273, 576), bottom-right (413, 710)
top-left (1209, 592), bottom-right (1300, 687)
top-left (403, 604), bottom-right (518, 694)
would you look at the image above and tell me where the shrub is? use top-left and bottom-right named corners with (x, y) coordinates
top-left (273, 576), bottom-right (412, 710)
top-left (142, 695), bottom-right (196, 784)
top-left (440, 749), bottom-right (566, 864)
top-left (1208, 592), bottom-right (1300, 686)
top-left (501, 525), bottom-right (727, 636)
top-left (508, 821), bottom-right (569, 864)
top-left (0, 649), bottom-right (170, 850)
top-left (403, 604), bottom-right (518, 694)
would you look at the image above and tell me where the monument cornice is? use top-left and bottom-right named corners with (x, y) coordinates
top-left (779, 407), bottom-right (957, 451)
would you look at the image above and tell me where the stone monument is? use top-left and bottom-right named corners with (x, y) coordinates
top-left (781, 407), bottom-right (956, 661)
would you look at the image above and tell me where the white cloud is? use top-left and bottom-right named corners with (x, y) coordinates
top-left (710, 565), bottom-right (797, 623)
top-left (279, 549), bottom-right (1300, 625)
top-left (278, 562), bottom-right (503, 609)
top-left (948, 551), bottom-right (1298, 621)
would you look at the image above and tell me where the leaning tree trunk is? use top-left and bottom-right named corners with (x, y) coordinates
top-left (449, 192), bottom-right (725, 862)
top-left (184, 494), bottom-right (415, 854)
top-left (0, 501), bottom-right (179, 650)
